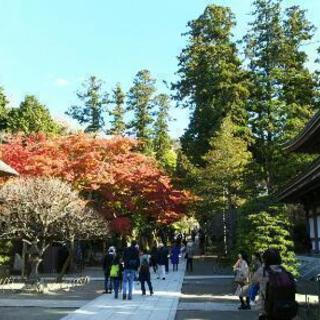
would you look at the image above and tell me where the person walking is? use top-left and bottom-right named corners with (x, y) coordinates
top-left (171, 242), bottom-right (180, 271)
top-left (102, 246), bottom-right (116, 294)
top-left (122, 241), bottom-right (140, 300)
top-left (139, 255), bottom-right (153, 296)
top-left (186, 241), bottom-right (195, 272)
top-left (109, 254), bottom-right (123, 299)
top-left (234, 251), bottom-right (250, 310)
top-left (150, 245), bottom-right (158, 274)
top-left (163, 243), bottom-right (169, 274)
top-left (157, 243), bottom-right (166, 280)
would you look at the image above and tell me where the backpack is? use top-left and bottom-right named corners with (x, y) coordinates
top-left (265, 267), bottom-right (298, 320)
top-left (110, 264), bottom-right (120, 278)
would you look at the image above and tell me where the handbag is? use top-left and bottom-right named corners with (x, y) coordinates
top-left (234, 270), bottom-right (247, 286)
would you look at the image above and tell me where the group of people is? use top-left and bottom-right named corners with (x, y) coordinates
top-left (102, 239), bottom-right (196, 300)
top-left (233, 248), bottom-right (298, 320)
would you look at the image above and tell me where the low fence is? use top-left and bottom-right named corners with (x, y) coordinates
top-left (0, 276), bottom-right (90, 294)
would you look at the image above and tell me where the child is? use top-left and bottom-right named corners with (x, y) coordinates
top-left (139, 256), bottom-right (153, 296)
top-left (109, 255), bottom-right (123, 299)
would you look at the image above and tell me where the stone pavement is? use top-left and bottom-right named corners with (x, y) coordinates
top-left (60, 262), bottom-right (186, 320)
top-left (175, 257), bottom-right (258, 320)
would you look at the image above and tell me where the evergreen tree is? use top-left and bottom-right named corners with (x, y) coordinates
top-left (197, 116), bottom-right (252, 252)
top-left (0, 87), bottom-right (9, 131)
top-left (108, 83), bottom-right (126, 136)
top-left (153, 94), bottom-right (175, 170)
top-left (236, 199), bottom-right (298, 276)
top-left (66, 76), bottom-right (108, 133)
top-left (127, 69), bottom-right (156, 154)
top-left (281, 5), bottom-right (317, 140)
top-left (7, 95), bottom-right (61, 135)
top-left (173, 4), bottom-right (249, 165)
top-left (244, 0), bottom-right (317, 192)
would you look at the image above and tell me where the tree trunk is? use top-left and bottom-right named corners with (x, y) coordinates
top-left (56, 253), bottom-right (71, 282)
top-left (28, 255), bottom-right (42, 282)
top-left (21, 242), bottom-right (27, 279)
top-left (56, 239), bottom-right (75, 282)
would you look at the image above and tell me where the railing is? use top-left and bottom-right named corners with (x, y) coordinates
top-left (297, 275), bottom-right (320, 320)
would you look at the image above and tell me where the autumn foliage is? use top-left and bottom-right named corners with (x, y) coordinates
top-left (1, 133), bottom-right (190, 232)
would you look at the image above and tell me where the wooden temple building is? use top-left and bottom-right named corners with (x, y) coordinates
top-left (278, 112), bottom-right (320, 253)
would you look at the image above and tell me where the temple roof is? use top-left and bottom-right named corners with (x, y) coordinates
top-left (283, 111), bottom-right (320, 154)
top-left (0, 161), bottom-right (19, 177)
top-left (278, 157), bottom-right (320, 203)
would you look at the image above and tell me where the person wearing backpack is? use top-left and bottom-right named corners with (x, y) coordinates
top-left (109, 255), bottom-right (123, 299)
top-left (122, 241), bottom-right (140, 300)
top-left (253, 248), bottom-right (298, 320)
top-left (139, 255), bottom-right (153, 296)
top-left (102, 246), bottom-right (116, 294)
top-left (186, 241), bottom-right (195, 272)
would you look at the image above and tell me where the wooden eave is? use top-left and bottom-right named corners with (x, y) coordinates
top-left (283, 112), bottom-right (320, 154)
top-left (277, 157), bottom-right (320, 203)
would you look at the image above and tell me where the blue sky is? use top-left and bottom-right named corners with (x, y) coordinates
top-left (0, 0), bottom-right (320, 138)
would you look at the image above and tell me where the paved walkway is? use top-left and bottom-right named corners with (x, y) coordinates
top-left (60, 263), bottom-right (186, 320)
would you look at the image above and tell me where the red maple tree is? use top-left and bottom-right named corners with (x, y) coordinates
top-left (1, 133), bottom-right (190, 233)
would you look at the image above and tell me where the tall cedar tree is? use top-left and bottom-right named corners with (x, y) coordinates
top-left (8, 95), bottom-right (61, 135)
top-left (66, 76), bottom-right (108, 133)
top-left (127, 70), bottom-right (156, 154)
top-left (244, 0), bottom-right (317, 193)
top-left (153, 94), bottom-right (173, 170)
top-left (108, 83), bottom-right (126, 136)
top-left (173, 5), bottom-right (249, 166)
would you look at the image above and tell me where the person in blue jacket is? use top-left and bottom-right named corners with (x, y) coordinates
top-left (170, 242), bottom-right (180, 271)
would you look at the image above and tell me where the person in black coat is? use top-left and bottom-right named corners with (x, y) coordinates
top-left (122, 241), bottom-right (140, 300)
top-left (157, 244), bottom-right (167, 280)
top-left (139, 256), bottom-right (153, 296)
top-left (150, 245), bottom-right (158, 274)
top-left (102, 246), bottom-right (116, 293)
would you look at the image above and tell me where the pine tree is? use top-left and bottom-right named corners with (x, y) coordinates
top-left (7, 95), bottom-right (61, 135)
top-left (108, 83), bottom-right (126, 136)
top-left (236, 199), bottom-right (298, 276)
top-left (153, 94), bottom-right (175, 170)
top-left (173, 4), bottom-right (249, 165)
top-left (66, 76), bottom-right (108, 133)
top-left (127, 69), bottom-right (156, 154)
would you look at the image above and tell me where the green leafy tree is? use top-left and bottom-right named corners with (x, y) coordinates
top-left (153, 94), bottom-right (175, 171)
top-left (7, 95), bottom-right (61, 135)
top-left (66, 76), bottom-right (108, 133)
top-left (108, 83), bottom-right (126, 136)
top-left (127, 69), bottom-right (156, 153)
top-left (173, 4), bottom-right (249, 165)
top-left (244, 0), bottom-right (317, 192)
